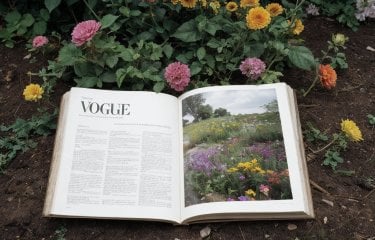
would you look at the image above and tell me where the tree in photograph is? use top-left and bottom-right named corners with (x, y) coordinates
top-left (182, 94), bottom-right (206, 121)
top-left (196, 104), bottom-right (213, 121)
top-left (263, 99), bottom-right (278, 113)
top-left (213, 107), bottom-right (231, 117)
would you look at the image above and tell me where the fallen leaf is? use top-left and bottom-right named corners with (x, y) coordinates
top-left (323, 216), bottom-right (328, 224)
top-left (288, 224), bottom-right (297, 231)
top-left (322, 198), bottom-right (334, 207)
top-left (200, 226), bottom-right (211, 239)
top-left (366, 46), bottom-right (375, 52)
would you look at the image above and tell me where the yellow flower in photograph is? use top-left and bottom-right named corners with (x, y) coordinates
top-left (171, 0), bottom-right (179, 5)
top-left (341, 119), bottom-right (363, 142)
top-left (227, 167), bottom-right (239, 173)
top-left (245, 189), bottom-right (256, 197)
top-left (266, 3), bottom-right (283, 17)
top-left (240, 0), bottom-right (259, 8)
top-left (292, 19), bottom-right (304, 35)
top-left (180, 0), bottom-right (197, 8)
top-left (246, 7), bottom-right (271, 30)
top-left (226, 2), bottom-right (238, 12)
top-left (23, 83), bottom-right (44, 102)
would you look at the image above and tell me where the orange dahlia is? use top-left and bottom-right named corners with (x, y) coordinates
top-left (292, 19), bottom-right (304, 35)
top-left (266, 3), bottom-right (283, 17)
top-left (319, 64), bottom-right (337, 90)
top-left (226, 2), bottom-right (238, 12)
top-left (246, 7), bottom-right (271, 30)
top-left (180, 0), bottom-right (197, 8)
top-left (240, 0), bottom-right (259, 8)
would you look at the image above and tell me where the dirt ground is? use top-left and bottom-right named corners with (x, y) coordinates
top-left (0, 17), bottom-right (374, 240)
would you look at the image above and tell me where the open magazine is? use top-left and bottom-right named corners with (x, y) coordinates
top-left (43, 83), bottom-right (314, 224)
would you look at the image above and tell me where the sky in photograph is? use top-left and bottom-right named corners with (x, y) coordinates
top-left (202, 89), bottom-right (277, 115)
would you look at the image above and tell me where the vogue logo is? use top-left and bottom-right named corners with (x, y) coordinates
top-left (81, 101), bottom-right (130, 115)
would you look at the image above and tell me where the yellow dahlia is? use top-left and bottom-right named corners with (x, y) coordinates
top-left (180, 0), bottom-right (197, 8)
top-left (266, 3), bottom-right (283, 17)
top-left (341, 119), bottom-right (363, 142)
top-left (199, 0), bottom-right (207, 7)
top-left (292, 19), bottom-right (304, 35)
top-left (226, 2), bottom-right (238, 12)
top-left (23, 83), bottom-right (44, 102)
top-left (209, 0), bottom-right (221, 14)
top-left (240, 0), bottom-right (259, 8)
top-left (246, 7), bottom-right (271, 30)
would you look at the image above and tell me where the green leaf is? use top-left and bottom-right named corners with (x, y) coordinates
top-left (44, 0), bottom-right (62, 12)
top-left (172, 19), bottom-right (202, 42)
top-left (20, 14), bottom-right (35, 27)
top-left (162, 44), bottom-right (173, 59)
top-left (116, 66), bottom-right (134, 87)
top-left (190, 62), bottom-right (202, 76)
top-left (100, 72), bottom-right (116, 83)
top-left (105, 55), bottom-right (119, 68)
top-left (130, 10), bottom-right (142, 16)
top-left (58, 44), bottom-right (82, 66)
top-left (206, 39), bottom-right (221, 49)
top-left (205, 22), bottom-right (221, 36)
top-left (197, 47), bottom-right (206, 61)
top-left (33, 21), bottom-right (47, 35)
top-left (100, 14), bottom-right (119, 29)
top-left (39, 9), bottom-right (50, 21)
top-left (74, 77), bottom-right (98, 88)
top-left (153, 82), bottom-right (165, 93)
top-left (287, 46), bottom-right (316, 71)
top-left (119, 48), bottom-right (135, 61)
top-left (5, 11), bottom-right (21, 23)
top-left (119, 6), bottom-right (130, 17)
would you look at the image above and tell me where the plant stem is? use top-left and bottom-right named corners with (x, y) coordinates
top-left (311, 137), bottom-right (337, 154)
top-left (82, 0), bottom-right (100, 21)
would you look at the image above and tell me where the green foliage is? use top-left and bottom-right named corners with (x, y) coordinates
top-left (54, 225), bottom-right (67, 240)
top-left (367, 114), bottom-right (375, 126)
top-left (0, 111), bottom-right (57, 172)
top-left (306, 0), bottom-right (360, 31)
top-left (304, 122), bottom-right (329, 142)
top-left (303, 122), bottom-right (361, 171)
top-left (32, 0), bottom-right (318, 91)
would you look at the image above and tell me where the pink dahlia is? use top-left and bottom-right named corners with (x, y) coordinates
top-left (32, 36), bottom-right (48, 48)
top-left (164, 62), bottom-right (191, 92)
top-left (239, 57), bottom-right (266, 80)
top-left (71, 20), bottom-right (101, 46)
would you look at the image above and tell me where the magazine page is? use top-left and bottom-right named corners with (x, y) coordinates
top-left (178, 83), bottom-right (312, 222)
top-left (48, 88), bottom-right (181, 223)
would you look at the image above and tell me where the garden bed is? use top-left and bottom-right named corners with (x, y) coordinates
top-left (0, 16), bottom-right (374, 239)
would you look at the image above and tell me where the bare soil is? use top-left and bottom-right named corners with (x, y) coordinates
top-left (0, 17), bottom-right (374, 240)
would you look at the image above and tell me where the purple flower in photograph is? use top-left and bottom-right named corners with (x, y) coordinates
top-left (306, 3), bottom-right (320, 16)
top-left (248, 141), bottom-right (286, 162)
top-left (227, 197), bottom-right (235, 201)
top-left (238, 196), bottom-right (249, 201)
top-left (239, 175), bottom-right (246, 181)
top-left (188, 147), bottom-right (222, 175)
top-left (248, 142), bottom-right (273, 160)
top-left (239, 57), bottom-right (266, 80)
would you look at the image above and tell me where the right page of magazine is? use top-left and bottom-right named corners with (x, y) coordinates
top-left (178, 83), bottom-right (313, 223)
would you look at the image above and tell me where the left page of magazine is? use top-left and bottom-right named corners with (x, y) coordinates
top-left (47, 88), bottom-right (181, 223)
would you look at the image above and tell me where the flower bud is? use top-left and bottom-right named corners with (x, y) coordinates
top-left (332, 33), bottom-right (348, 47)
